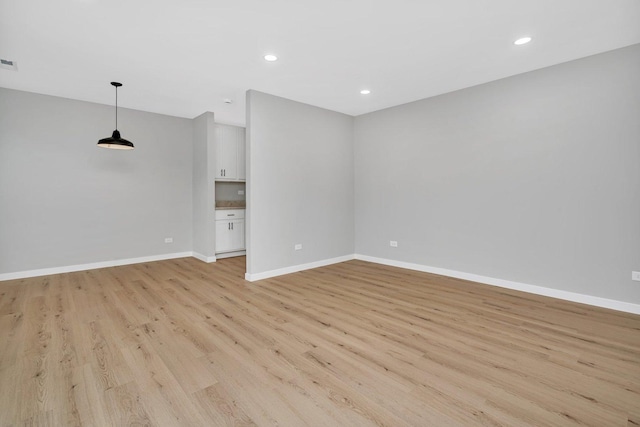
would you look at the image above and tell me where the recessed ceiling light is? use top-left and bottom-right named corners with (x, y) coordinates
top-left (514, 37), bottom-right (532, 46)
top-left (224, 98), bottom-right (233, 104)
top-left (360, 89), bottom-right (371, 95)
top-left (264, 54), bottom-right (278, 62)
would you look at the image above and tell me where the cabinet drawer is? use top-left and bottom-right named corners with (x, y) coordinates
top-left (215, 209), bottom-right (245, 220)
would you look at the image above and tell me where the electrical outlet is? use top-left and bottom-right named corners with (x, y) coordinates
top-left (632, 271), bottom-right (640, 282)
top-left (164, 237), bottom-right (173, 243)
top-left (294, 244), bottom-right (302, 251)
top-left (390, 241), bottom-right (398, 247)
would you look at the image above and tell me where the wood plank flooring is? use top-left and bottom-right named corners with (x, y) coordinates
top-left (1, 257), bottom-right (639, 426)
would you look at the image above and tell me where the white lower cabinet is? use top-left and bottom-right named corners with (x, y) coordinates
top-left (215, 209), bottom-right (245, 254)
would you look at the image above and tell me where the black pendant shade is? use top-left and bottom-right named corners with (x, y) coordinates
top-left (98, 130), bottom-right (134, 150)
top-left (97, 82), bottom-right (134, 150)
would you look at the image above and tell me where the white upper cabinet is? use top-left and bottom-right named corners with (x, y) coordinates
top-left (237, 131), bottom-right (246, 180)
top-left (215, 124), bottom-right (246, 181)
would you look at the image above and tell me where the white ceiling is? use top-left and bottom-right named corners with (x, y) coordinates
top-left (1, 0), bottom-right (639, 126)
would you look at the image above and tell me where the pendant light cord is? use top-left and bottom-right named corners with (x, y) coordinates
top-left (115, 85), bottom-right (118, 130)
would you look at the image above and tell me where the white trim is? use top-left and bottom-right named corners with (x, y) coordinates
top-left (0, 252), bottom-right (194, 281)
top-left (5, 250), bottom-right (637, 315)
top-left (192, 253), bottom-right (217, 263)
top-left (216, 250), bottom-right (246, 259)
top-left (245, 254), bottom-right (355, 282)
top-left (354, 254), bottom-right (640, 315)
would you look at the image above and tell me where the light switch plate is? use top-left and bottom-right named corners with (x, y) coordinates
top-left (632, 271), bottom-right (640, 282)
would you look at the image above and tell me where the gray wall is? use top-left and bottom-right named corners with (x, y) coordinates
top-left (246, 90), bottom-right (354, 275)
top-left (0, 88), bottom-right (193, 274)
top-left (192, 112), bottom-right (216, 258)
top-left (2, 45), bottom-right (638, 307)
top-left (354, 44), bottom-right (640, 304)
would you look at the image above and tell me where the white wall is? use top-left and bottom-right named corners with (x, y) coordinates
top-left (246, 90), bottom-right (354, 277)
top-left (0, 88), bottom-right (194, 274)
top-left (354, 44), bottom-right (640, 304)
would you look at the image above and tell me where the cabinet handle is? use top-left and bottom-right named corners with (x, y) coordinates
top-left (220, 169), bottom-right (223, 176)
top-left (227, 214), bottom-right (235, 216)
top-left (228, 223), bottom-right (230, 230)
top-left (231, 223), bottom-right (234, 230)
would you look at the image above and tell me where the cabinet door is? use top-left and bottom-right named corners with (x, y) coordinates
top-left (215, 126), bottom-right (238, 180)
top-left (215, 125), bottom-right (224, 179)
top-left (229, 219), bottom-right (245, 251)
top-left (237, 127), bottom-right (246, 181)
top-left (215, 220), bottom-right (233, 253)
top-left (215, 219), bottom-right (245, 253)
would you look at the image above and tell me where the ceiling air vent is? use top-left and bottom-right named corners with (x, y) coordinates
top-left (0, 59), bottom-right (18, 71)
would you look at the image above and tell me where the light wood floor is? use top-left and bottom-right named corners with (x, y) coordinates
top-left (1, 257), bottom-right (639, 426)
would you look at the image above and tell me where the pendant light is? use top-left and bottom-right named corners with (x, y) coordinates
top-left (97, 82), bottom-right (134, 150)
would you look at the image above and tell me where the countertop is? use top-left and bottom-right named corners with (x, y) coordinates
top-left (215, 201), bottom-right (245, 210)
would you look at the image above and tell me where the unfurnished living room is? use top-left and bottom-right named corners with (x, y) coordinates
top-left (1, 1), bottom-right (640, 426)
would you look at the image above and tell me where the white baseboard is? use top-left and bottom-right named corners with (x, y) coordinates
top-left (0, 252), bottom-right (194, 281)
top-left (245, 254), bottom-right (355, 282)
top-left (216, 250), bottom-right (246, 259)
top-left (354, 254), bottom-right (640, 315)
top-left (192, 253), bottom-right (217, 263)
top-left (4, 250), bottom-right (637, 315)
